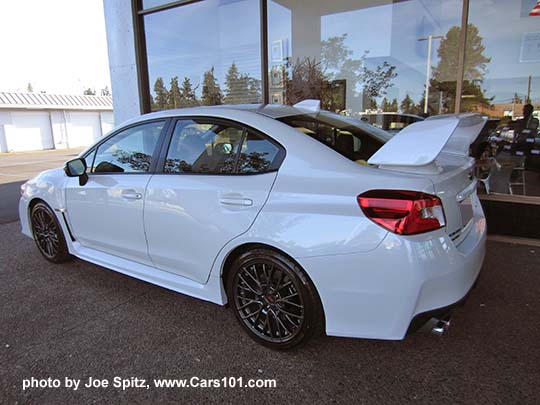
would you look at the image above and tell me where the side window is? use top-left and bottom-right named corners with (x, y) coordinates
top-left (280, 116), bottom-right (381, 162)
top-left (92, 121), bottom-right (164, 173)
top-left (237, 132), bottom-right (280, 174)
top-left (164, 120), bottom-right (243, 174)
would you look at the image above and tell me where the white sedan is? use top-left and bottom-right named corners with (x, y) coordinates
top-left (19, 102), bottom-right (487, 349)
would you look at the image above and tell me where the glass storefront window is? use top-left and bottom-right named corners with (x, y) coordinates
top-left (143, 0), bottom-right (262, 111)
top-left (142, 0), bottom-right (178, 10)
top-left (267, 0), bottom-right (463, 119)
top-left (138, 0), bottom-right (540, 201)
top-left (464, 0), bottom-right (540, 198)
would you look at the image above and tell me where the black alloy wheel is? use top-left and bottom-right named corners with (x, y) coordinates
top-left (227, 248), bottom-right (324, 350)
top-left (30, 202), bottom-right (71, 263)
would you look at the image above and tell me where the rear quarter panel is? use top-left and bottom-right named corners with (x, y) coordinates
top-left (209, 116), bottom-right (437, 280)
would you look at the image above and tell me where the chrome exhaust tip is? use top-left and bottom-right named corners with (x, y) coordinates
top-left (431, 316), bottom-right (451, 336)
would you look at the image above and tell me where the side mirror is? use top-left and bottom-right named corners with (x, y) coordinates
top-left (64, 158), bottom-right (89, 186)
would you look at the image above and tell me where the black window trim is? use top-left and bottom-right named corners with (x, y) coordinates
top-left (155, 116), bottom-right (286, 176)
top-left (81, 118), bottom-right (172, 176)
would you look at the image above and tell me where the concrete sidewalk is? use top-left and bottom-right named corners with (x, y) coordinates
top-left (0, 148), bottom-right (84, 183)
top-left (0, 148), bottom-right (84, 224)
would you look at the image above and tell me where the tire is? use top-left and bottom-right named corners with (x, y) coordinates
top-left (30, 202), bottom-right (72, 263)
top-left (226, 248), bottom-right (324, 350)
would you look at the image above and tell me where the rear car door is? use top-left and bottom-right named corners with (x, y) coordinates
top-left (65, 120), bottom-right (167, 265)
top-left (144, 117), bottom-right (284, 284)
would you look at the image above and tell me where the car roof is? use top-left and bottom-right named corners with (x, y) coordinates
top-left (361, 112), bottom-right (425, 119)
top-left (114, 103), bottom-right (392, 143)
top-left (136, 103), bottom-right (312, 120)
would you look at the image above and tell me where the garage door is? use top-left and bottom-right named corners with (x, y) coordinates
top-left (5, 112), bottom-right (54, 152)
top-left (67, 112), bottom-right (102, 148)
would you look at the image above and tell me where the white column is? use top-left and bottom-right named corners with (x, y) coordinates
top-left (103, 0), bottom-right (141, 123)
top-left (0, 124), bottom-right (7, 153)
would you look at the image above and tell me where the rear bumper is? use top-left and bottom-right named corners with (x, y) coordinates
top-left (406, 276), bottom-right (478, 335)
top-left (298, 198), bottom-right (487, 340)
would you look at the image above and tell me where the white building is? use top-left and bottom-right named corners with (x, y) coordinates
top-left (0, 92), bottom-right (114, 153)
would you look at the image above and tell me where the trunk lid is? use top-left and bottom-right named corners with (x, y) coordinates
top-left (368, 114), bottom-right (486, 243)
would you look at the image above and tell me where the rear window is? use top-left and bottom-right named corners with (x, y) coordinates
top-left (277, 112), bottom-right (391, 163)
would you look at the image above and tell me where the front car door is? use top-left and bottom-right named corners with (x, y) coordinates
top-left (65, 119), bottom-right (167, 265)
top-left (144, 117), bottom-right (285, 284)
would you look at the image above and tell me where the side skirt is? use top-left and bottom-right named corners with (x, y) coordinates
top-left (70, 241), bottom-right (227, 306)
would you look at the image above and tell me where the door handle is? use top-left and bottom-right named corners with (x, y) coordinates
top-left (219, 197), bottom-right (253, 207)
top-left (121, 190), bottom-right (143, 200)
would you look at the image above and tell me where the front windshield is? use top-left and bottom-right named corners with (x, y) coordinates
top-left (276, 111), bottom-right (391, 163)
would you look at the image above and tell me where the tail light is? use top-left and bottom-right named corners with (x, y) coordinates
top-left (357, 190), bottom-right (446, 235)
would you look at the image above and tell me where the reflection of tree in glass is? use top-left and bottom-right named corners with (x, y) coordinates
top-left (400, 94), bottom-right (421, 114)
top-left (202, 67), bottom-right (224, 106)
top-left (284, 58), bottom-right (325, 105)
top-left (237, 151), bottom-right (271, 173)
top-left (284, 34), bottom-right (397, 111)
top-left (114, 149), bottom-right (152, 172)
top-left (431, 24), bottom-right (492, 113)
top-left (219, 156), bottom-right (237, 173)
top-left (153, 77), bottom-right (169, 111)
top-left (164, 155), bottom-right (236, 174)
top-left (169, 76), bottom-right (182, 108)
top-left (180, 77), bottom-right (199, 107)
top-left (224, 62), bottom-right (262, 104)
top-left (165, 159), bottom-right (192, 173)
top-left (362, 61), bottom-right (397, 101)
top-left (380, 97), bottom-right (399, 112)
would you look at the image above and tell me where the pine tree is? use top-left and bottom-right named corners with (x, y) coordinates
top-left (153, 77), bottom-right (169, 110)
top-left (433, 24), bottom-right (490, 83)
top-left (400, 94), bottom-right (415, 114)
top-left (180, 77), bottom-right (199, 107)
top-left (381, 97), bottom-right (390, 111)
top-left (225, 63), bottom-right (249, 104)
top-left (225, 62), bottom-right (240, 104)
top-left (247, 77), bottom-right (262, 103)
top-left (169, 76), bottom-right (182, 108)
top-left (390, 98), bottom-right (398, 112)
top-left (201, 67), bottom-right (223, 106)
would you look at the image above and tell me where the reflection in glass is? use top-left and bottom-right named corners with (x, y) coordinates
top-left (276, 111), bottom-right (390, 163)
top-left (267, 0), bottom-right (462, 118)
top-left (164, 120), bottom-right (243, 174)
top-left (144, 0), bottom-right (262, 111)
top-left (465, 0), bottom-right (540, 198)
top-left (142, 0), bottom-right (176, 10)
top-left (237, 132), bottom-right (279, 174)
top-left (92, 121), bottom-right (164, 173)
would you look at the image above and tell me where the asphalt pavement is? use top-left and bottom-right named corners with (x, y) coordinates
top-left (0, 219), bottom-right (539, 403)
top-left (0, 149), bottom-right (539, 403)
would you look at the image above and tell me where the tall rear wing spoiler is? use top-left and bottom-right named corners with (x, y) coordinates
top-left (367, 114), bottom-right (487, 173)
